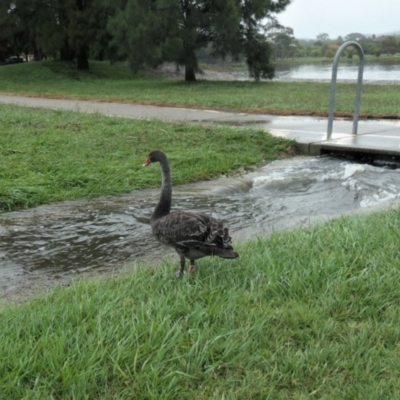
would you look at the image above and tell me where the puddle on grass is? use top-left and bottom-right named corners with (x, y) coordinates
top-left (2, 155), bottom-right (400, 303)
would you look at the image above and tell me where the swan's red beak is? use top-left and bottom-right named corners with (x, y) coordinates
top-left (142, 157), bottom-right (151, 167)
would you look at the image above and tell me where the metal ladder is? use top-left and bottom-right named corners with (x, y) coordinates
top-left (327, 41), bottom-right (364, 139)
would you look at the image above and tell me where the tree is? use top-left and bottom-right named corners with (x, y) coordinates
top-left (109, 0), bottom-right (292, 81)
top-left (324, 44), bottom-right (338, 58)
top-left (0, 0), bottom-right (37, 61)
top-left (52, 0), bottom-right (119, 69)
top-left (68, 0), bottom-right (97, 70)
top-left (380, 36), bottom-right (398, 55)
top-left (345, 32), bottom-right (366, 42)
top-left (335, 35), bottom-right (344, 45)
top-left (270, 26), bottom-right (296, 60)
top-left (316, 33), bottom-right (329, 42)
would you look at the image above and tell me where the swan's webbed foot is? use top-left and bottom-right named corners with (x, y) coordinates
top-left (175, 269), bottom-right (184, 278)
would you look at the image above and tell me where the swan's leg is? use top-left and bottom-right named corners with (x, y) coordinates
top-left (176, 255), bottom-right (186, 278)
top-left (188, 260), bottom-right (195, 273)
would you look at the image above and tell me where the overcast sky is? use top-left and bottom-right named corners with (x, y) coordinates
top-left (278, 0), bottom-right (400, 39)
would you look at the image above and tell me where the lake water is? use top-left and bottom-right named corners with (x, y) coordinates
top-left (275, 58), bottom-right (400, 82)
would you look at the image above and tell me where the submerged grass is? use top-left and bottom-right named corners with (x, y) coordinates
top-left (2, 208), bottom-right (400, 398)
top-left (0, 104), bottom-right (293, 211)
top-left (1, 61), bottom-right (400, 118)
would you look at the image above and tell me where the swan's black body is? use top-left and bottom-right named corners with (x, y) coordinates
top-left (143, 150), bottom-right (239, 277)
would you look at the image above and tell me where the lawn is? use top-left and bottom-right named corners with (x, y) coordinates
top-left (1, 60), bottom-right (400, 118)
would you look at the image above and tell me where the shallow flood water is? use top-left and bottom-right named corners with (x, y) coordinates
top-left (2, 155), bottom-right (400, 302)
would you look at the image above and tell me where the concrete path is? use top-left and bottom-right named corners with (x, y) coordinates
top-left (2, 94), bottom-right (400, 158)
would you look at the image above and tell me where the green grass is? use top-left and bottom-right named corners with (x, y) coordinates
top-left (1, 60), bottom-right (400, 118)
top-left (2, 208), bottom-right (400, 398)
top-left (0, 104), bottom-right (293, 211)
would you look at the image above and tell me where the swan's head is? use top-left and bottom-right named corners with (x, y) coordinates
top-left (143, 150), bottom-right (166, 167)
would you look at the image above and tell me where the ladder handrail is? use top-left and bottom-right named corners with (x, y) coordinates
top-left (327, 41), bottom-right (364, 140)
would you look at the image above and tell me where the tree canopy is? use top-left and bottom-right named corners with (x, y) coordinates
top-left (0, 0), bottom-right (117, 69)
top-left (108, 0), bottom-right (292, 81)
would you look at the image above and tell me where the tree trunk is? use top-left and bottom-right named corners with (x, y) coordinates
top-left (77, 45), bottom-right (89, 70)
top-left (97, 50), bottom-right (104, 61)
top-left (184, 46), bottom-right (197, 82)
top-left (185, 64), bottom-right (196, 82)
top-left (31, 37), bottom-right (42, 61)
top-left (60, 38), bottom-right (75, 61)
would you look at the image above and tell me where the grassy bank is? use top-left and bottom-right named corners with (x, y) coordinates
top-left (1, 61), bottom-right (400, 118)
top-left (2, 208), bottom-right (400, 398)
top-left (0, 104), bottom-right (293, 211)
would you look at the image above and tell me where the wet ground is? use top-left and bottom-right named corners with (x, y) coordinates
top-left (2, 155), bottom-right (400, 303)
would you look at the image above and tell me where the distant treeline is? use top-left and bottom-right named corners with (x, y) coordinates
top-left (271, 31), bottom-right (400, 60)
top-left (198, 30), bottom-right (400, 62)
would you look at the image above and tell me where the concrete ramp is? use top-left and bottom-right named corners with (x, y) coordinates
top-left (262, 117), bottom-right (400, 159)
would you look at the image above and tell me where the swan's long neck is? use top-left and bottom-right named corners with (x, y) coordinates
top-left (151, 154), bottom-right (172, 222)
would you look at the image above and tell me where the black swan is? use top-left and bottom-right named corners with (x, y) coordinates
top-left (143, 150), bottom-right (239, 277)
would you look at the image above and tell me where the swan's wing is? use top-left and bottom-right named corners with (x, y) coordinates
top-left (152, 212), bottom-right (232, 248)
top-left (152, 212), bottom-right (207, 247)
